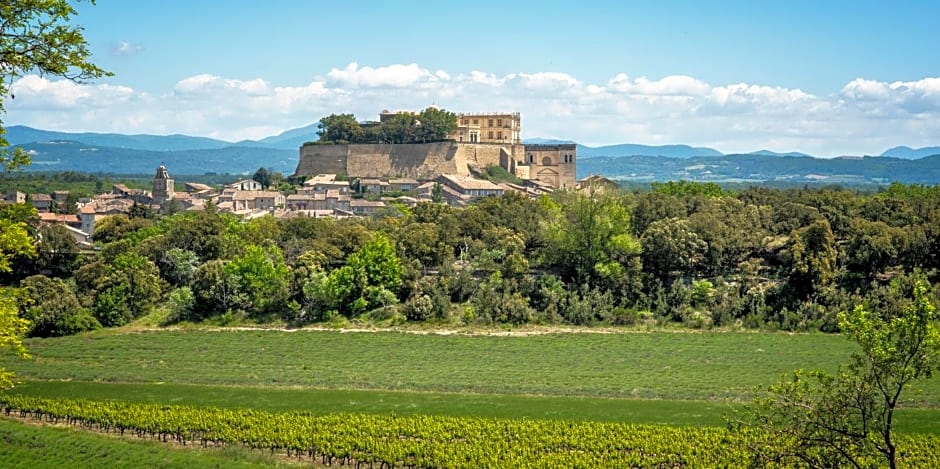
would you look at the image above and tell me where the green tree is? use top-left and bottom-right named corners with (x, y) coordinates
top-left (785, 218), bottom-right (838, 301)
top-left (379, 113), bottom-right (418, 144)
top-left (1, 0), bottom-right (110, 170)
top-left (92, 253), bottom-right (164, 326)
top-left (20, 275), bottom-right (98, 337)
top-left (640, 217), bottom-right (707, 283)
top-left (541, 191), bottom-right (642, 292)
top-left (34, 223), bottom-right (79, 277)
top-left (303, 233), bottom-right (402, 318)
top-left (190, 260), bottom-right (244, 320)
top-left (251, 167), bottom-right (272, 189)
top-left (224, 244), bottom-right (290, 318)
top-left (0, 217), bottom-right (34, 273)
top-left (415, 106), bottom-right (458, 142)
top-left (0, 290), bottom-right (29, 389)
top-left (316, 113), bottom-right (362, 143)
top-left (734, 281), bottom-right (940, 469)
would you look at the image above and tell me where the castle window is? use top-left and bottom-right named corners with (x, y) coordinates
top-left (497, 119), bottom-right (502, 127)
top-left (488, 119), bottom-right (494, 127)
top-left (528, 154), bottom-right (534, 163)
top-left (462, 119), bottom-right (468, 125)
top-left (472, 119), bottom-right (478, 125)
top-left (497, 131), bottom-right (503, 140)
top-left (488, 131), bottom-right (494, 139)
top-left (542, 156), bottom-right (553, 166)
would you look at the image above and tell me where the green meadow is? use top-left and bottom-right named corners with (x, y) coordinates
top-left (1, 328), bottom-right (938, 433)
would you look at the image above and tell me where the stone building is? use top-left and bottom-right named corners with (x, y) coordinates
top-left (450, 112), bottom-right (521, 144)
top-left (519, 144), bottom-right (578, 190)
top-left (295, 110), bottom-right (575, 190)
top-left (152, 164), bottom-right (175, 205)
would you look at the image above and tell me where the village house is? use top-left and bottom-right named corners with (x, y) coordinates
top-left (230, 191), bottom-right (285, 212)
top-left (436, 174), bottom-right (505, 199)
top-left (226, 179), bottom-right (263, 191)
top-left (4, 190), bottom-right (25, 204)
top-left (29, 193), bottom-right (53, 212)
top-left (300, 174), bottom-right (350, 194)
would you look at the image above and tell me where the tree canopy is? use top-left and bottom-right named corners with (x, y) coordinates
top-left (315, 107), bottom-right (458, 145)
top-left (1, 0), bottom-right (111, 170)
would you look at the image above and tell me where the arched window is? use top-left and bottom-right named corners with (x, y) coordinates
top-left (542, 156), bottom-right (553, 166)
top-left (528, 154), bottom-right (534, 163)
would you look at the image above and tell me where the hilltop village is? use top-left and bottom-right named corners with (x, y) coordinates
top-left (3, 109), bottom-right (608, 246)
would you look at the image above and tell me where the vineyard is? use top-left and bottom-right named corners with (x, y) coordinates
top-left (3, 394), bottom-right (939, 468)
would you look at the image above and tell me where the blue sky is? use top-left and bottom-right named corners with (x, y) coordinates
top-left (7, 0), bottom-right (940, 156)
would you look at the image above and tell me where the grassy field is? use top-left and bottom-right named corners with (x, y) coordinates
top-left (2, 328), bottom-right (939, 432)
top-left (0, 417), bottom-right (291, 468)
top-left (2, 328), bottom-right (907, 400)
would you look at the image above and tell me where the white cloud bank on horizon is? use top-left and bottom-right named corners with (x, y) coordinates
top-left (7, 62), bottom-right (940, 156)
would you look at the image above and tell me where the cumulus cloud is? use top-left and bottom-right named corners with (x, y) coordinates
top-left (326, 62), bottom-right (447, 88)
top-left (5, 63), bottom-right (940, 155)
top-left (112, 41), bottom-right (144, 56)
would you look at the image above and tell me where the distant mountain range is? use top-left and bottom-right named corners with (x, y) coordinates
top-left (880, 146), bottom-right (940, 160)
top-left (4, 125), bottom-right (940, 183)
top-left (6, 124), bottom-right (323, 152)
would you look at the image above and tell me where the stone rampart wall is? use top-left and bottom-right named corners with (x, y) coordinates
top-left (295, 144), bottom-right (348, 176)
top-left (295, 142), bottom-right (526, 179)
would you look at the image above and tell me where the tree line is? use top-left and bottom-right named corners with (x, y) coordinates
top-left (1, 181), bottom-right (939, 338)
top-left (314, 107), bottom-right (458, 144)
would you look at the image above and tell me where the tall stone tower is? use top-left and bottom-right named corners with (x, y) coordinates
top-left (152, 164), bottom-right (174, 205)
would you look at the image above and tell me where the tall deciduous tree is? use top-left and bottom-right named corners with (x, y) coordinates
top-left (316, 113), bottom-right (362, 143)
top-left (415, 106), bottom-right (457, 142)
top-left (733, 280), bottom-right (939, 469)
top-left (1, 0), bottom-right (111, 170)
top-left (541, 190), bottom-right (642, 296)
top-left (0, 210), bottom-right (35, 389)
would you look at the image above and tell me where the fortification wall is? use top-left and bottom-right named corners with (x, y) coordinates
top-left (295, 144), bottom-right (348, 176)
top-left (345, 142), bottom-right (462, 179)
top-left (453, 143), bottom-right (524, 171)
top-left (294, 142), bottom-right (531, 180)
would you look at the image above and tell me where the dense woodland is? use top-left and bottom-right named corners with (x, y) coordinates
top-left (2, 180), bottom-right (940, 338)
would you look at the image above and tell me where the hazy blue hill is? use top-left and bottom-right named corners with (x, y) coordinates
top-left (20, 141), bottom-right (296, 175)
top-left (5, 125), bottom-right (232, 151)
top-left (577, 153), bottom-right (940, 185)
top-left (523, 138), bottom-right (578, 145)
top-left (880, 146), bottom-right (940, 160)
top-left (577, 143), bottom-right (724, 158)
top-left (747, 149), bottom-right (812, 157)
top-left (253, 123), bottom-right (322, 149)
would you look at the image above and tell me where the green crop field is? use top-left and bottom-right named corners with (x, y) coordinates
top-left (3, 327), bottom-right (940, 466)
top-left (0, 418), bottom-right (290, 468)
top-left (4, 329), bottom-right (916, 400)
top-left (2, 328), bottom-right (939, 433)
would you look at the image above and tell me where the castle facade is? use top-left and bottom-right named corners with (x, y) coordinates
top-left (295, 110), bottom-right (575, 189)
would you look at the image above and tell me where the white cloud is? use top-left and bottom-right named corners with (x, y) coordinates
top-left (5, 63), bottom-right (940, 155)
top-left (112, 41), bottom-right (144, 56)
top-left (326, 62), bottom-right (444, 88)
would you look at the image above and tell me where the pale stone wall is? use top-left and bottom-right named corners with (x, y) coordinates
top-left (295, 144), bottom-right (348, 176)
top-left (346, 142), bottom-right (462, 179)
top-left (294, 140), bottom-right (575, 189)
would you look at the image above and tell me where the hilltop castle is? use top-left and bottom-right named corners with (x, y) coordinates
top-left (294, 110), bottom-right (576, 189)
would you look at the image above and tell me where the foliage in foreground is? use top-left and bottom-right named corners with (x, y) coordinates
top-left (3, 395), bottom-right (939, 468)
top-left (732, 281), bottom-right (940, 468)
